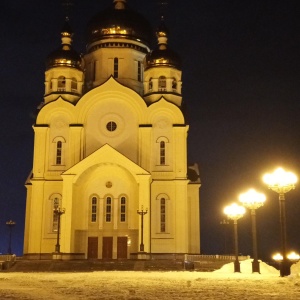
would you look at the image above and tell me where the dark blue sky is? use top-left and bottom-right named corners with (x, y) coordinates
top-left (0, 0), bottom-right (299, 261)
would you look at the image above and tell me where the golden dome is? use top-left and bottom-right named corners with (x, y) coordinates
top-left (86, 0), bottom-right (153, 46)
top-left (144, 18), bottom-right (181, 70)
top-left (46, 20), bottom-right (82, 70)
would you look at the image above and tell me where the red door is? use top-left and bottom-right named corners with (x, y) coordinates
top-left (117, 237), bottom-right (128, 259)
top-left (88, 237), bottom-right (98, 259)
top-left (102, 237), bottom-right (113, 259)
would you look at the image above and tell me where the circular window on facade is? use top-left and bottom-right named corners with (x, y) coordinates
top-left (106, 121), bottom-right (117, 132)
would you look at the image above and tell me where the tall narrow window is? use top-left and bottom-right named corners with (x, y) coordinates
top-left (158, 76), bottom-right (166, 91)
top-left (120, 196), bottom-right (126, 222)
top-left (58, 76), bottom-right (66, 91)
top-left (160, 198), bottom-right (166, 232)
top-left (149, 78), bottom-right (153, 91)
top-left (93, 60), bottom-right (97, 81)
top-left (114, 57), bottom-right (118, 78)
top-left (172, 78), bottom-right (177, 91)
top-left (160, 141), bottom-right (166, 165)
top-left (71, 77), bottom-right (77, 92)
top-left (91, 196), bottom-right (97, 222)
top-left (56, 141), bottom-right (62, 165)
top-left (137, 61), bottom-right (142, 82)
top-left (52, 197), bottom-right (60, 232)
top-left (106, 197), bottom-right (112, 222)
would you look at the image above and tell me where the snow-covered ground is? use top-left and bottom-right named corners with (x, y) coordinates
top-left (1, 260), bottom-right (300, 299)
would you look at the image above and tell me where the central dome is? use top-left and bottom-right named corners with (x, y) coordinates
top-left (86, 1), bottom-right (153, 46)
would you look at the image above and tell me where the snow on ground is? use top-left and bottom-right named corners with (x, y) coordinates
top-left (1, 260), bottom-right (300, 299)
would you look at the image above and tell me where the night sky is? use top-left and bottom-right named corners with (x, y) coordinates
top-left (0, 0), bottom-right (299, 261)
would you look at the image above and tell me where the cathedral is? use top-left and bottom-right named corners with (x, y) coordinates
top-left (23, 0), bottom-right (200, 260)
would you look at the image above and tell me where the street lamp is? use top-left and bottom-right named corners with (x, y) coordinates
top-left (263, 167), bottom-right (297, 277)
top-left (220, 219), bottom-right (230, 254)
top-left (53, 207), bottom-right (65, 253)
top-left (287, 251), bottom-right (300, 261)
top-left (239, 188), bottom-right (266, 273)
top-left (224, 203), bottom-right (246, 272)
top-left (273, 252), bottom-right (300, 272)
top-left (6, 220), bottom-right (16, 255)
top-left (137, 206), bottom-right (148, 252)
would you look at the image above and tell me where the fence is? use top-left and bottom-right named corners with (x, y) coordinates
top-left (184, 254), bottom-right (250, 262)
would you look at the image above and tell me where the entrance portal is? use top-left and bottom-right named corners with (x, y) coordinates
top-left (87, 237), bottom-right (98, 259)
top-left (102, 237), bottom-right (113, 259)
top-left (117, 236), bottom-right (128, 259)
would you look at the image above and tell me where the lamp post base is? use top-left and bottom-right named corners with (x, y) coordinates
top-left (55, 245), bottom-right (60, 253)
top-left (252, 259), bottom-right (260, 273)
top-left (234, 259), bottom-right (241, 272)
top-left (280, 260), bottom-right (291, 277)
top-left (139, 244), bottom-right (144, 252)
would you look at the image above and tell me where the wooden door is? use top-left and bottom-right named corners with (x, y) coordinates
top-left (102, 237), bottom-right (113, 259)
top-left (117, 237), bottom-right (128, 259)
top-left (88, 237), bottom-right (98, 259)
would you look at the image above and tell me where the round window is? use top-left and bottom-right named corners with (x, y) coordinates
top-left (106, 121), bottom-right (117, 132)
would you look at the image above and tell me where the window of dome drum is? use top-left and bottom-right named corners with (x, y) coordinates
top-left (106, 121), bottom-right (117, 132)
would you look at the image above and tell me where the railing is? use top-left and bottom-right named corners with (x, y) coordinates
top-left (184, 254), bottom-right (250, 262)
top-left (0, 254), bottom-right (16, 270)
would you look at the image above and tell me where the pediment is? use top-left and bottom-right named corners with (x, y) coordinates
top-left (62, 144), bottom-right (150, 183)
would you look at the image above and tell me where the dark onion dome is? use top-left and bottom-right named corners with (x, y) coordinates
top-left (144, 17), bottom-right (181, 70)
top-left (46, 19), bottom-right (82, 70)
top-left (144, 48), bottom-right (181, 70)
top-left (86, 0), bottom-right (153, 46)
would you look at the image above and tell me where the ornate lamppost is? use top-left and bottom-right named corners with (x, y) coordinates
top-left (224, 203), bottom-right (245, 272)
top-left (6, 220), bottom-right (16, 255)
top-left (137, 206), bottom-right (148, 252)
top-left (54, 207), bottom-right (65, 253)
top-left (239, 188), bottom-right (266, 273)
top-left (220, 219), bottom-right (230, 254)
top-left (263, 167), bottom-right (297, 277)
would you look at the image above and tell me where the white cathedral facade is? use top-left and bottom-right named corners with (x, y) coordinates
top-left (23, 0), bottom-right (200, 260)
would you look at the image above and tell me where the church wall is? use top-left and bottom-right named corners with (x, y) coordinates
top-left (32, 126), bottom-right (49, 179)
top-left (84, 97), bottom-right (139, 163)
top-left (150, 180), bottom-right (189, 253)
top-left (44, 66), bottom-right (84, 104)
top-left (173, 125), bottom-right (188, 179)
top-left (84, 43), bottom-right (146, 94)
top-left (23, 184), bottom-right (32, 254)
top-left (187, 183), bottom-right (201, 253)
top-left (62, 163), bottom-right (143, 257)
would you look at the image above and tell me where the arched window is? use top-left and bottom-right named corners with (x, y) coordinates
top-left (160, 141), bottom-right (166, 165)
top-left (58, 76), bottom-right (66, 91)
top-left (91, 196), bottom-right (98, 223)
top-left (71, 77), bottom-right (77, 92)
top-left (114, 57), bottom-right (118, 78)
top-left (158, 76), bottom-right (166, 91)
top-left (149, 78), bottom-right (153, 91)
top-left (56, 141), bottom-right (62, 165)
top-left (160, 198), bottom-right (166, 232)
top-left (120, 196), bottom-right (126, 222)
top-left (156, 137), bottom-right (169, 166)
top-left (106, 196), bottom-right (112, 222)
top-left (53, 137), bottom-right (66, 166)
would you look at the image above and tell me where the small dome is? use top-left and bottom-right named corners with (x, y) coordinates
top-left (144, 48), bottom-right (181, 70)
top-left (144, 17), bottom-right (181, 70)
top-left (46, 19), bottom-right (82, 70)
top-left (86, 0), bottom-right (153, 46)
